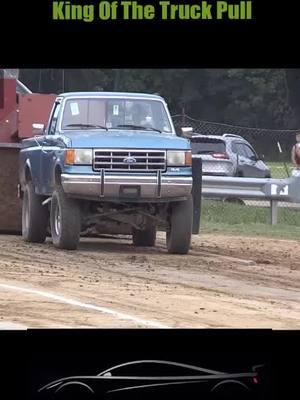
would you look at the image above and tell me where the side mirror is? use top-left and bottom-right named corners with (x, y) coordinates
top-left (181, 127), bottom-right (193, 139)
top-left (32, 123), bottom-right (45, 135)
top-left (260, 154), bottom-right (265, 160)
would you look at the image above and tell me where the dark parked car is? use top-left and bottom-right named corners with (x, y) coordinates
top-left (38, 359), bottom-right (265, 400)
top-left (191, 134), bottom-right (271, 178)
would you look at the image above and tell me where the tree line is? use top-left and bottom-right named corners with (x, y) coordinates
top-left (19, 69), bottom-right (300, 130)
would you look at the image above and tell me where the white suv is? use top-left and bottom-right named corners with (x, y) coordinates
top-left (191, 134), bottom-right (271, 178)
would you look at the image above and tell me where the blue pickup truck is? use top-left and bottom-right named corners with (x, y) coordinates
top-left (19, 92), bottom-right (200, 254)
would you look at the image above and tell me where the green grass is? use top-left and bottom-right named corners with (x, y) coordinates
top-left (201, 200), bottom-right (300, 240)
top-left (266, 161), bottom-right (293, 178)
top-left (199, 161), bottom-right (299, 239)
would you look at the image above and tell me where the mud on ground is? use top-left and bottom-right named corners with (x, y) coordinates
top-left (0, 233), bottom-right (299, 328)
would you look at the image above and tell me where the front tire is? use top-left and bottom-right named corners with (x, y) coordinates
top-left (166, 196), bottom-right (193, 254)
top-left (50, 186), bottom-right (81, 250)
top-left (22, 182), bottom-right (48, 243)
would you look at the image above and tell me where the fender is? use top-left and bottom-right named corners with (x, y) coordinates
top-left (51, 157), bottom-right (65, 188)
top-left (54, 381), bottom-right (95, 395)
top-left (20, 158), bottom-right (32, 188)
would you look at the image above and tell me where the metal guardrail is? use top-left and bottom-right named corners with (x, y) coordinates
top-left (202, 176), bottom-right (300, 225)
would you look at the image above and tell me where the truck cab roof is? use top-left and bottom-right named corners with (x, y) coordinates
top-left (57, 92), bottom-right (164, 101)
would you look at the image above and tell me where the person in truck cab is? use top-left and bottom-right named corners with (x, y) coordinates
top-left (130, 103), bottom-right (152, 127)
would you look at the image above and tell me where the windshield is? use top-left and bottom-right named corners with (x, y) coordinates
top-left (61, 98), bottom-right (173, 134)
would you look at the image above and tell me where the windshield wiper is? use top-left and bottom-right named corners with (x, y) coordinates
top-left (116, 124), bottom-right (161, 133)
top-left (66, 123), bottom-right (108, 131)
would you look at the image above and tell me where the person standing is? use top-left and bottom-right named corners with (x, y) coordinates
top-left (291, 133), bottom-right (300, 176)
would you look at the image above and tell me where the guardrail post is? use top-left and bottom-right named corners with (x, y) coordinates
top-left (270, 200), bottom-right (278, 225)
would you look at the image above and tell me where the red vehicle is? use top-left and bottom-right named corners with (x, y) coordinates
top-left (0, 70), bottom-right (56, 232)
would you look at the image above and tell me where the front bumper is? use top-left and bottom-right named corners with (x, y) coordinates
top-left (61, 173), bottom-right (192, 201)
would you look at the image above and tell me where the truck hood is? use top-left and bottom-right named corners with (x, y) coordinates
top-left (62, 130), bottom-right (190, 150)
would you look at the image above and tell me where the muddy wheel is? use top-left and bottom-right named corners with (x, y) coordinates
top-left (22, 181), bottom-right (48, 243)
top-left (132, 223), bottom-right (156, 247)
top-left (50, 186), bottom-right (81, 250)
top-left (166, 196), bottom-right (193, 254)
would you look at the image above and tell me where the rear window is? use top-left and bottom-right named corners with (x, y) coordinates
top-left (191, 138), bottom-right (226, 154)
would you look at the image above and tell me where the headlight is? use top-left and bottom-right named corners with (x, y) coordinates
top-left (167, 150), bottom-right (192, 166)
top-left (65, 149), bottom-right (93, 165)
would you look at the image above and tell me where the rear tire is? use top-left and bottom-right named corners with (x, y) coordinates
top-left (22, 182), bottom-right (48, 243)
top-left (50, 186), bottom-right (81, 250)
top-left (211, 382), bottom-right (252, 400)
top-left (166, 196), bottom-right (193, 254)
top-left (55, 384), bottom-right (94, 400)
top-left (132, 223), bottom-right (156, 247)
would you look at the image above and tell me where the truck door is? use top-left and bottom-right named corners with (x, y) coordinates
top-left (39, 101), bottom-right (62, 194)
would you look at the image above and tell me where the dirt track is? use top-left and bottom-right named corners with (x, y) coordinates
top-left (0, 233), bottom-right (299, 328)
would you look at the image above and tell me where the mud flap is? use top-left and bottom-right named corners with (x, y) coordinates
top-left (0, 144), bottom-right (22, 233)
top-left (192, 157), bottom-right (202, 234)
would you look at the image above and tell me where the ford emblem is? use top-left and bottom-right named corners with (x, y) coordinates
top-left (123, 156), bottom-right (137, 164)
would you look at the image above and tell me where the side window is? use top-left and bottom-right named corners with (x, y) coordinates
top-left (100, 363), bottom-right (204, 377)
top-left (48, 102), bottom-right (61, 135)
top-left (235, 143), bottom-right (247, 157)
top-left (231, 142), bottom-right (238, 154)
top-left (243, 144), bottom-right (257, 159)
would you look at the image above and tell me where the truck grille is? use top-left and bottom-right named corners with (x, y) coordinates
top-left (93, 149), bottom-right (166, 172)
